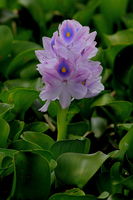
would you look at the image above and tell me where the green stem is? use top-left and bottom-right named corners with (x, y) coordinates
top-left (57, 104), bottom-right (68, 141)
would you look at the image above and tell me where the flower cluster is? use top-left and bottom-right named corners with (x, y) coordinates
top-left (35, 20), bottom-right (104, 112)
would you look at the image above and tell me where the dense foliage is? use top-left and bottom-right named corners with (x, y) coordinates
top-left (0, 0), bottom-right (133, 199)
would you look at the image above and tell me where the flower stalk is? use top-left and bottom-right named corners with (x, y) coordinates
top-left (57, 105), bottom-right (68, 141)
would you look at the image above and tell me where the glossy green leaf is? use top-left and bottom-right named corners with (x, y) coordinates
top-left (55, 152), bottom-right (109, 188)
top-left (104, 29), bottom-right (133, 47)
top-left (121, 175), bottom-right (133, 190)
top-left (98, 191), bottom-right (109, 199)
top-left (32, 149), bottom-right (57, 171)
top-left (21, 131), bottom-right (54, 150)
top-left (101, 0), bottom-right (128, 24)
top-left (9, 120), bottom-right (24, 140)
top-left (0, 25), bottom-right (13, 61)
top-left (128, 65), bottom-right (133, 100)
top-left (93, 14), bottom-right (111, 35)
top-left (117, 123), bottom-right (133, 131)
top-left (6, 48), bottom-right (38, 77)
top-left (11, 139), bottom-right (42, 151)
top-left (41, 0), bottom-right (76, 14)
top-left (119, 125), bottom-right (133, 159)
top-left (0, 118), bottom-right (10, 148)
top-left (122, 13), bottom-right (133, 28)
top-left (73, 0), bottom-right (101, 25)
top-left (20, 62), bottom-right (38, 79)
top-left (0, 148), bottom-right (18, 157)
top-left (103, 101), bottom-right (132, 122)
top-left (0, 148), bottom-right (17, 177)
top-left (25, 121), bottom-right (49, 132)
top-left (12, 40), bottom-right (41, 55)
top-left (66, 104), bottom-right (80, 123)
top-left (110, 161), bottom-right (133, 192)
top-left (67, 121), bottom-right (90, 136)
top-left (49, 194), bottom-right (97, 200)
top-left (48, 101), bottom-right (58, 117)
top-left (0, 155), bottom-right (14, 176)
top-left (50, 138), bottom-right (90, 159)
top-left (12, 151), bottom-right (51, 200)
top-left (107, 194), bottom-right (125, 200)
top-left (91, 93), bottom-right (114, 107)
top-left (1, 88), bottom-right (38, 119)
top-left (0, 103), bottom-right (14, 117)
top-left (110, 162), bottom-right (123, 193)
top-left (104, 46), bottom-right (124, 67)
top-left (4, 78), bottom-right (42, 90)
top-left (64, 188), bottom-right (85, 196)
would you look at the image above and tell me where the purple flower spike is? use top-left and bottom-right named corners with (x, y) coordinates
top-left (35, 19), bottom-right (104, 112)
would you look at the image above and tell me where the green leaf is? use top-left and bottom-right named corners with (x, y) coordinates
top-left (55, 152), bottom-right (109, 188)
top-left (128, 65), bottom-right (133, 100)
top-left (66, 104), bottom-right (80, 123)
top-left (73, 0), bottom-right (101, 25)
top-left (48, 101), bottom-right (58, 117)
top-left (91, 93), bottom-right (114, 107)
top-left (0, 148), bottom-right (17, 176)
top-left (0, 148), bottom-right (17, 157)
top-left (12, 151), bottom-right (51, 200)
top-left (121, 175), bottom-right (133, 190)
top-left (12, 40), bottom-right (41, 55)
top-left (119, 125), bottom-right (133, 159)
top-left (0, 25), bottom-right (13, 61)
top-left (93, 14), bottom-right (112, 35)
top-left (50, 138), bottom-right (90, 159)
top-left (49, 194), bottom-right (97, 200)
top-left (11, 139), bottom-right (43, 151)
top-left (104, 29), bottom-right (133, 47)
top-left (9, 120), bottom-right (24, 140)
top-left (98, 191), bottom-right (109, 199)
top-left (100, 0), bottom-right (128, 24)
top-left (6, 48), bottom-right (38, 77)
top-left (32, 149), bottom-right (57, 171)
top-left (122, 13), bottom-right (133, 28)
top-left (0, 118), bottom-right (10, 148)
top-left (1, 88), bottom-right (38, 119)
top-left (20, 62), bottom-right (38, 79)
top-left (104, 46), bottom-right (124, 67)
top-left (64, 188), bottom-right (85, 196)
top-left (107, 194), bottom-right (125, 200)
top-left (21, 131), bottom-right (54, 150)
top-left (4, 78), bottom-right (42, 90)
top-left (67, 121), bottom-right (90, 136)
top-left (0, 155), bottom-right (14, 176)
top-left (0, 103), bottom-right (14, 117)
top-left (103, 101), bottom-right (132, 122)
top-left (25, 121), bottom-right (49, 132)
top-left (117, 123), bottom-right (133, 131)
top-left (110, 162), bottom-right (123, 193)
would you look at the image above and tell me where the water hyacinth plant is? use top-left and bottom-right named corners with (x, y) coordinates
top-left (35, 19), bottom-right (104, 140)
top-left (0, 0), bottom-right (133, 199)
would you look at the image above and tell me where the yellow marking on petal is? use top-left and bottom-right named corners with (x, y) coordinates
top-left (66, 32), bottom-right (71, 37)
top-left (61, 67), bottom-right (67, 73)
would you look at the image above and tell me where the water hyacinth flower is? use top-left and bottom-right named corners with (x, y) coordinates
top-left (35, 19), bottom-right (104, 112)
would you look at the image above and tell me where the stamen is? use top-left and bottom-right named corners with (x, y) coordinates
top-left (82, 80), bottom-right (86, 85)
top-left (61, 67), bottom-right (67, 73)
top-left (66, 32), bottom-right (71, 37)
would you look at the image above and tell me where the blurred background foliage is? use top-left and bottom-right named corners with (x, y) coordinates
top-left (0, 0), bottom-right (133, 199)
